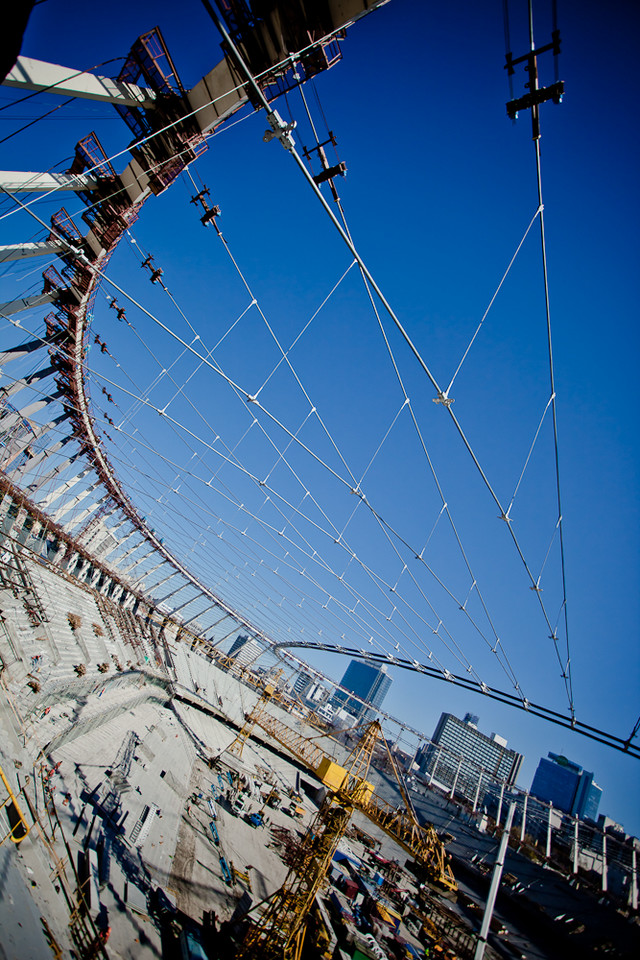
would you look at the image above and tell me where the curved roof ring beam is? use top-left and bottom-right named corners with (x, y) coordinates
top-left (273, 641), bottom-right (640, 760)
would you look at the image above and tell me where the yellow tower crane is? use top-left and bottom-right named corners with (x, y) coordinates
top-left (236, 722), bottom-right (380, 960)
top-left (226, 686), bottom-right (456, 892)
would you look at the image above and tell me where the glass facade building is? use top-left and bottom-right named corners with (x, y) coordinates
top-left (331, 660), bottom-right (392, 721)
top-left (530, 753), bottom-right (602, 820)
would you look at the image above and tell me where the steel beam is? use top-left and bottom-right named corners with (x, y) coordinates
top-left (155, 580), bottom-right (189, 604)
top-left (52, 480), bottom-right (99, 523)
top-left (145, 568), bottom-right (180, 593)
top-left (4, 57), bottom-right (157, 109)
top-left (0, 391), bottom-right (64, 437)
top-left (182, 602), bottom-right (223, 627)
top-left (0, 291), bottom-right (59, 316)
top-left (0, 364), bottom-right (56, 404)
top-left (130, 558), bottom-right (165, 589)
top-left (0, 171), bottom-right (97, 193)
top-left (39, 464), bottom-right (92, 510)
top-left (0, 241), bottom-right (66, 263)
top-left (170, 592), bottom-right (201, 615)
top-left (0, 333), bottom-right (51, 364)
top-left (121, 544), bottom-right (155, 575)
top-left (26, 448), bottom-right (80, 496)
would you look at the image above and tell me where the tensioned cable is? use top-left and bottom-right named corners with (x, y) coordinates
top-left (101, 381), bottom-right (467, 671)
top-left (0, 21), bottom-right (358, 223)
top-left (0, 188), bottom-right (528, 692)
top-left (7, 54), bottom-right (552, 688)
top-left (0, 346), bottom-right (464, 670)
top-left (293, 82), bottom-right (538, 692)
top-left (180, 156), bottom-right (531, 688)
top-left (3, 47), bottom-right (564, 696)
top-left (206, 0), bottom-right (576, 712)
top-left (526, 0), bottom-right (573, 714)
top-left (89, 318), bottom-right (517, 683)
top-left (444, 206), bottom-right (541, 397)
top-left (2, 298), bottom-right (476, 696)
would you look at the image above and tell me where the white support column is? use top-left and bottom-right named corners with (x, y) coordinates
top-left (28, 449), bottom-right (81, 497)
top-left (129, 559), bottom-right (164, 589)
top-left (52, 481), bottom-right (100, 523)
top-left (170, 591), bottom-right (200, 615)
top-left (102, 527), bottom-right (137, 559)
top-left (156, 581), bottom-right (189, 605)
top-left (120, 544), bottom-right (156, 575)
top-left (572, 815), bottom-right (580, 874)
top-left (0, 332), bottom-right (56, 366)
top-left (147, 569), bottom-right (181, 593)
top-left (429, 747), bottom-right (441, 786)
top-left (3, 410), bottom-right (66, 469)
top-left (630, 845), bottom-right (638, 912)
top-left (113, 539), bottom-right (145, 567)
top-left (496, 782), bottom-right (505, 828)
top-left (450, 758), bottom-right (462, 800)
top-left (473, 768), bottom-right (484, 813)
top-left (602, 832), bottom-right (608, 893)
top-left (65, 494), bottom-right (105, 532)
top-left (520, 792), bottom-right (528, 842)
top-left (474, 803), bottom-right (516, 960)
top-left (0, 364), bottom-right (56, 403)
top-left (546, 803), bottom-right (553, 859)
top-left (75, 557), bottom-right (92, 581)
top-left (0, 241), bottom-right (66, 262)
top-left (10, 432), bottom-right (73, 482)
top-left (62, 550), bottom-right (81, 574)
top-left (40, 465), bottom-right (92, 511)
top-left (1, 393), bottom-right (63, 436)
top-left (4, 57), bottom-right (156, 108)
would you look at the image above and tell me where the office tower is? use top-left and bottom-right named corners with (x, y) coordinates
top-left (418, 712), bottom-right (523, 803)
top-left (331, 660), bottom-right (392, 721)
top-left (531, 753), bottom-right (602, 820)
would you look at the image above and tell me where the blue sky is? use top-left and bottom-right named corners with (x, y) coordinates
top-left (2, 0), bottom-right (638, 832)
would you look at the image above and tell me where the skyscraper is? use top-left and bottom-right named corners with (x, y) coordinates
top-left (227, 633), bottom-right (262, 668)
top-left (331, 660), bottom-right (392, 721)
top-left (418, 713), bottom-right (523, 803)
top-left (530, 753), bottom-right (602, 820)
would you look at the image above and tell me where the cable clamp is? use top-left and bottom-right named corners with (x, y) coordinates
top-left (433, 391), bottom-right (454, 406)
top-left (263, 110), bottom-right (297, 151)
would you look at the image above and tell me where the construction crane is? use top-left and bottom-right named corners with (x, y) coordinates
top-left (226, 686), bottom-right (456, 893)
top-left (236, 722), bottom-right (380, 960)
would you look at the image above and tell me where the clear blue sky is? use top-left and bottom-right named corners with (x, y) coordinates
top-left (2, 0), bottom-right (638, 832)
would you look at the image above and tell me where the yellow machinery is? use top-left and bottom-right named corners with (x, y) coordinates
top-left (0, 762), bottom-right (30, 845)
top-left (236, 723), bottom-right (380, 960)
top-left (230, 689), bottom-right (456, 892)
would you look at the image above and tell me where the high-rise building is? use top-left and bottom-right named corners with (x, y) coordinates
top-left (227, 634), bottom-right (262, 668)
top-left (418, 713), bottom-right (523, 803)
top-left (530, 753), bottom-right (602, 821)
top-left (330, 660), bottom-right (392, 722)
top-left (291, 670), bottom-right (314, 699)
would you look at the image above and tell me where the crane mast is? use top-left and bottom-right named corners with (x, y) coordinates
top-left (237, 723), bottom-right (380, 959)
top-left (231, 688), bottom-right (456, 891)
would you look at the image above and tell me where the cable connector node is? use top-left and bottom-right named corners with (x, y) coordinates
top-left (263, 111), bottom-right (297, 151)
